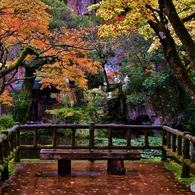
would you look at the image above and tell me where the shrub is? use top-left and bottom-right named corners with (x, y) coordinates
top-left (0, 115), bottom-right (14, 132)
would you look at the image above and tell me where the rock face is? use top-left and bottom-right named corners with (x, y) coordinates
top-left (67, 0), bottom-right (99, 15)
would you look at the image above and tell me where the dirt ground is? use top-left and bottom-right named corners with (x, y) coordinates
top-left (0, 161), bottom-right (194, 195)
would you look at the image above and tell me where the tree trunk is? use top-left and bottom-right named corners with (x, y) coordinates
top-left (148, 19), bottom-right (195, 105)
top-left (13, 67), bottom-right (36, 124)
top-left (164, 0), bottom-right (195, 70)
top-left (118, 83), bottom-right (127, 121)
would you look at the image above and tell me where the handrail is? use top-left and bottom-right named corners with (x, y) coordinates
top-left (18, 124), bottom-right (162, 129)
top-left (0, 123), bottom-right (194, 181)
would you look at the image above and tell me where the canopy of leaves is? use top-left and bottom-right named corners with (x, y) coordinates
top-left (36, 27), bottom-right (102, 91)
top-left (0, 0), bottom-right (102, 105)
top-left (89, 0), bottom-right (195, 105)
top-left (89, 0), bottom-right (195, 40)
top-left (0, 0), bottom-right (51, 104)
top-left (42, 0), bottom-right (79, 29)
top-left (0, 0), bottom-right (51, 43)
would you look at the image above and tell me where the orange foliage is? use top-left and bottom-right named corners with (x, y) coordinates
top-left (0, 0), bottom-right (51, 43)
top-left (0, 1), bottom-right (102, 106)
top-left (0, 90), bottom-right (13, 106)
top-left (37, 27), bottom-right (102, 91)
top-left (0, 0), bottom-right (51, 105)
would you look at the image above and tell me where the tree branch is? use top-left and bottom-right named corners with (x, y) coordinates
top-left (0, 45), bottom-right (39, 78)
top-left (182, 12), bottom-right (195, 23)
top-left (164, 0), bottom-right (195, 70)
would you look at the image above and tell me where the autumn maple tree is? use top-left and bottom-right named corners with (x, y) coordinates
top-left (0, 0), bottom-right (101, 123)
top-left (89, 0), bottom-right (195, 104)
top-left (0, 2), bottom-right (49, 122)
top-left (36, 27), bottom-right (101, 91)
top-left (0, 0), bottom-right (51, 104)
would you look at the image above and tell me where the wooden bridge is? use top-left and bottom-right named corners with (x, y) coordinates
top-left (0, 123), bottom-right (195, 181)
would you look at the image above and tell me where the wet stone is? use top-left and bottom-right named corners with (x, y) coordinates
top-left (0, 161), bottom-right (194, 195)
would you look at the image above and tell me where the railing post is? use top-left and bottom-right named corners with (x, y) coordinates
top-left (161, 129), bottom-right (167, 161)
top-left (108, 127), bottom-right (112, 147)
top-left (89, 122), bottom-right (95, 148)
top-left (16, 127), bottom-right (20, 147)
top-left (162, 128), bottom-right (167, 146)
top-left (177, 136), bottom-right (182, 156)
top-left (2, 131), bottom-right (10, 157)
top-left (0, 142), bottom-right (3, 166)
top-left (1, 136), bottom-right (9, 181)
top-left (181, 131), bottom-right (190, 177)
top-left (10, 133), bottom-right (14, 152)
top-left (52, 128), bottom-right (57, 147)
top-left (172, 134), bottom-right (176, 152)
top-left (14, 127), bottom-right (21, 162)
top-left (191, 142), bottom-right (195, 163)
top-left (167, 132), bottom-right (171, 149)
top-left (126, 128), bottom-right (131, 147)
top-left (33, 128), bottom-right (38, 147)
top-left (71, 128), bottom-right (76, 147)
top-left (0, 137), bottom-right (9, 181)
top-left (144, 129), bottom-right (149, 147)
top-left (13, 131), bottom-right (17, 149)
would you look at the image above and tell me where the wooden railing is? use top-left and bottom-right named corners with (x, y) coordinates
top-left (0, 123), bottom-right (195, 181)
top-left (18, 123), bottom-right (162, 150)
top-left (162, 125), bottom-right (195, 177)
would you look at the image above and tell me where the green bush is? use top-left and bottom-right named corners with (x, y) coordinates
top-left (12, 92), bottom-right (31, 124)
top-left (0, 115), bottom-right (14, 132)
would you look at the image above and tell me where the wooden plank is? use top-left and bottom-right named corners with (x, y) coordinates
top-left (40, 149), bottom-right (141, 160)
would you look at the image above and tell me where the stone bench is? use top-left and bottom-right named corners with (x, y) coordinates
top-left (40, 149), bottom-right (141, 175)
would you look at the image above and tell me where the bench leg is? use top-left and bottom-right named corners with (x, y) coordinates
top-left (1, 166), bottom-right (9, 181)
top-left (107, 160), bottom-right (126, 175)
top-left (58, 159), bottom-right (71, 175)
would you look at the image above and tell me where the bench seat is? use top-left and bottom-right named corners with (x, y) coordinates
top-left (40, 149), bottom-right (141, 160)
top-left (40, 149), bottom-right (141, 175)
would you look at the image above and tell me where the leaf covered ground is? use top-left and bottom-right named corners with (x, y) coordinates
top-left (0, 161), bottom-right (194, 194)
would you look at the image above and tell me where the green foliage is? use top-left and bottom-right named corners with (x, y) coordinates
top-left (41, 0), bottom-right (77, 29)
top-left (114, 32), bottom-right (190, 125)
top-left (12, 93), bottom-right (32, 124)
top-left (47, 106), bottom-right (84, 123)
top-left (69, 128), bottom-right (107, 140)
top-left (142, 71), bottom-right (170, 92)
top-left (75, 15), bottom-right (101, 28)
top-left (121, 52), bottom-right (152, 106)
top-left (122, 54), bottom-right (187, 124)
top-left (123, 63), bottom-right (151, 105)
top-left (182, 71), bottom-right (195, 132)
top-left (96, 135), bottom-right (162, 158)
top-left (46, 89), bottom-right (107, 124)
top-left (126, 92), bottom-right (145, 105)
top-left (46, 104), bottom-right (98, 124)
top-left (0, 115), bottom-right (14, 132)
top-left (181, 97), bottom-right (195, 133)
top-left (164, 159), bottom-right (195, 185)
top-left (42, 0), bottom-right (100, 30)
top-left (8, 159), bottom-right (21, 176)
top-left (86, 72), bottom-right (104, 89)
